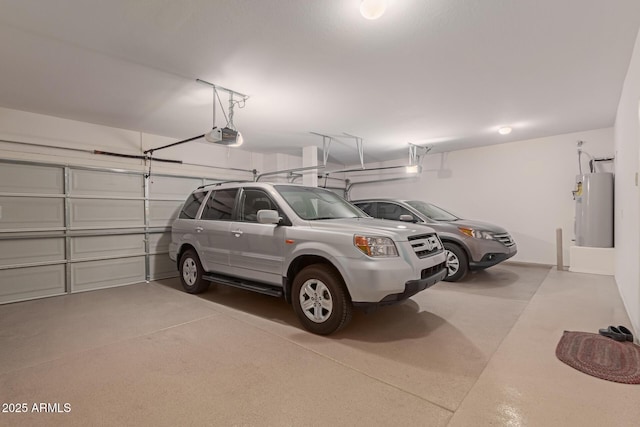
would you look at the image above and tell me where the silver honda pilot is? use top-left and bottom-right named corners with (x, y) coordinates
top-left (169, 183), bottom-right (447, 334)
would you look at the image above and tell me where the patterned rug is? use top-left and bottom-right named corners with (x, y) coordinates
top-left (556, 331), bottom-right (640, 384)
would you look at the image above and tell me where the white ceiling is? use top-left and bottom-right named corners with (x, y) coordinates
top-left (1, 0), bottom-right (639, 164)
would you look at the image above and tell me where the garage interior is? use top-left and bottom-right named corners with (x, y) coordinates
top-left (1, 1), bottom-right (640, 425)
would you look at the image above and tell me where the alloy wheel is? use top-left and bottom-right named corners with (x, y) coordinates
top-left (182, 258), bottom-right (197, 287)
top-left (299, 279), bottom-right (334, 323)
top-left (445, 250), bottom-right (460, 276)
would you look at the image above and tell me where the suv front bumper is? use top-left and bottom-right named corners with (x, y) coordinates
top-left (469, 243), bottom-right (517, 269)
top-left (352, 262), bottom-right (447, 309)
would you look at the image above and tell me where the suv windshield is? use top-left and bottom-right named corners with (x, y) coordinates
top-left (406, 200), bottom-right (459, 221)
top-left (276, 185), bottom-right (366, 220)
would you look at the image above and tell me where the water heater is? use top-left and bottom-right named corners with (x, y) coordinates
top-left (574, 172), bottom-right (613, 247)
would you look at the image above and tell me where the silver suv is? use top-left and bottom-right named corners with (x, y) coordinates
top-left (352, 199), bottom-right (517, 282)
top-left (169, 183), bottom-right (447, 334)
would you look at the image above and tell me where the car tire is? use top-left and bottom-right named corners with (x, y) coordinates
top-left (292, 264), bottom-right (352, 335)
top-left (179, 249), bottom-right (210, 294)
top-left (443, 242), bottom-right (468, 282)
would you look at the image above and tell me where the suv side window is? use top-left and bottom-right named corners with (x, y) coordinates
top-left (239, 189), bottom-right (279, 222)
top-left (201, 188), bottom-right (238, 221)
top-left (355, 202), bottom-right (376, 217)
top-left (179, 191), bottom-right (207, 219)
top-left (377, 202), bottom-right (415, 221)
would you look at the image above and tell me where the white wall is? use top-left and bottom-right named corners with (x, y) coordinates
top-left (0, 107), bottom-right (264, 180)
top-left (614, 28), bottom-right (640, 334)
top-left (349, 128), bottom-right (614, 266)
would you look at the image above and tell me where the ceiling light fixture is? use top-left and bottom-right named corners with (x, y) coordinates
top-left (360, 0), bottom-right (387, 20)
top-left (498, 127), bottom-right (512, 135)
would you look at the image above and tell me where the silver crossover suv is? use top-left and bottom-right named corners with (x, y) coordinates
top-left (170, 183), bottom-right (447, 334)
top-left (352, 199), bottom-right (517, 282)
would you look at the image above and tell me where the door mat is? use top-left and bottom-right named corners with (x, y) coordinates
top-left (556, 331), bottom-right (640, 384)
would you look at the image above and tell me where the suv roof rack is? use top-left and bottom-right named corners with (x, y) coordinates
top-left (196, 180), bottom-right (253, 190)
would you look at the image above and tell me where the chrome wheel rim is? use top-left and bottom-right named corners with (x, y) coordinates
top-left (445, 250), bottom-right (459, 276)
top-left (182, 258), bottom-right (197, 287)
top-left (299, 279), bottom-right (333, 323)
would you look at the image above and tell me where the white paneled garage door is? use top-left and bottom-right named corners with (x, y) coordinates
top-left (0, 159), bottom-right (221, 304)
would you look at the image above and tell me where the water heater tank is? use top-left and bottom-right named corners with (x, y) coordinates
top-left (575, 172), bottom-right (613, 247)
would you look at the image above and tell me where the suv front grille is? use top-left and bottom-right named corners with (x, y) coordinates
top-left (408, 233), bottom-right (443, 258)
top-left (494, 233), bottom-right (515, 247)
top-left (421, 262), bottom-right (446, 279)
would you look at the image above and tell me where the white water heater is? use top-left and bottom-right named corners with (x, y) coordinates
top-left (574, 172), bottom-right (613, 247)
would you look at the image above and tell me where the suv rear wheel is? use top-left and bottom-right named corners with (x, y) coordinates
top-left (292, 265), bottom-right (352, 335)
top-left (443, 242), bottom-right (468, 282)
top-left (179, 249), bottom-right (210, 294)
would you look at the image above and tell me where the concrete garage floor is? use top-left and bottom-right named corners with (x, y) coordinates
top-left (1, 264), bottom-right (639, 426)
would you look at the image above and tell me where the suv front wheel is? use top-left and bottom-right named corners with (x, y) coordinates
top-left (292, 265), bottom-right (352, 335)
top-left (443, 242), bottom-right (468, 282)
top-left (179, 249), bottom-right (210, 294)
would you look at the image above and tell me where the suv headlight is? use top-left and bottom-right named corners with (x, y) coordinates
top-left (354, 235), bottom-right (398, 257)
top-left (458, 227), bottom-right (495, 240)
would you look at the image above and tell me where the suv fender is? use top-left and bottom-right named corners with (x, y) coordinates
top-left (285, 242), bottom-right (353, 272)
top-left (176, 243), bottom-right (198, 269)
top-left (285, 254), bottom-right (346, 304)
top-left (438, 235), bottom-right (472, 260)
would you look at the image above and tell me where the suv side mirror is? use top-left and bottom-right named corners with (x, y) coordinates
top-left (399, 214), bottom-right (416, 222)
top-left (257, 209), bottom-right (281, 224)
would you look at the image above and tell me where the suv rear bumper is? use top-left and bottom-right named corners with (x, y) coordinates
top-left (353, 263), bottom-right (447, 309)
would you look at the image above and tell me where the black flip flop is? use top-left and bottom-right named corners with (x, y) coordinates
top-left (598, 326), bottom-right (627, 341)
top-left (617, 325), bottom-right (634, 342)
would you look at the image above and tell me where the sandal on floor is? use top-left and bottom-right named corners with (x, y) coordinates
top-left (617, 325), bottom-right (634, 342)
top-left (598, 326), bottom-right (627, 341)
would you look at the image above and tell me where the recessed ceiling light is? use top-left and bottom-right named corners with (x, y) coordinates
top-left (498, 127), bottom-right (512, 135)
top-left (360, 0), bottom-right (387, 20)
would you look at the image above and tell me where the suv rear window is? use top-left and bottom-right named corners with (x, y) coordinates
top-left (179, 191), bottom-right (207, 219)
top-left (201, 189), bottom-right (238, 220)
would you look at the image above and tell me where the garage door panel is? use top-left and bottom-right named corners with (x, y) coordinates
top-left (0, 238), bottom-right (65, 267)
top-left (70, 169), bottom-right (143, 197)
top-left (71, 234), bottom-right (145, 260)
top-left (149, 254), bottom-right (177, 280)
top-left (0, 163), bottom-right (64, 194)
top-left (149, 176), bottom-right (201, 200)
top-left (0, 159), bottom-right (238, 303)
top-left (0, 264), bottom-right (66, 304)
top-left (149, 200), bottom-right (182, 227)
top-left (70, 199), bottom-right (144, 228)
top-left (148, 232), bottom-right (171, 253)
top-left (71, 257), bottom-right (145, 292)
top-left (0, 197), bottom-right (64, 230)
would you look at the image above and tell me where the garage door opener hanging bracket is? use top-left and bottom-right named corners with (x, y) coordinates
top-left (142, 80), bottom-right (249, 179)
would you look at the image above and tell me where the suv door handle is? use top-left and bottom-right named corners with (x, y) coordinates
top-left (195, 226), bottom-right (203, 233)
top-left (231, 230), bottom-right (244, 237)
